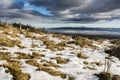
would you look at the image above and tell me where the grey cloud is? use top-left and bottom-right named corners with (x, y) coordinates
top-left (74, 0), bottom-right (120, 14)
top-left (0, 0), bottom-right (120, 24)
top-left (0, 0), bottom-right (50, 22)
top-left (0, 9), bottom-right (48, 19)
top-left (29, 0), bottom-right (120, 14)
top-left (29, 0), bottom-right (120, 22)
top-left (0, 0), bottom-right (24, 9)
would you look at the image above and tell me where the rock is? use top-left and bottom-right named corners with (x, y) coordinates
top-left (105, 46), bottom-right (120, 60)
top-left (98, 72), bottom-right (111, 80)
top-left (112, 75), bottom-right (120, 80)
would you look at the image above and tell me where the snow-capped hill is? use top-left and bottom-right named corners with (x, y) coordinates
top-left (0, 22), bottom-right (120, 80)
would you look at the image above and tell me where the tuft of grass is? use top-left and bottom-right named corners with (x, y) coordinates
top-left (40, 60), bottom-right (60, 68)
top-left (14, 52), bottom-right (31, 59)
top-left (77, 52), bottom-right (88, 59)
top-left (31, 52), bottom-right (45, 59)
top-left (0, 47), bottom-right (8, 50)
top-left (54, 57), bottom-right (69, 64)
top-left (3, 60), bottom-right (30, 80)
top-left (91, 61), bottom-right (103, 66)
top-left (0, 52), bottom-right (10, 60)
top-left (87, 65), bottom-right (96, 70)
top-left (17, 44), bottom-right (26, 49)
top-left (0, 36), bottom-right (21, 47)
top-left (14, 52), bottom-right (44, 59)
top-left (38, 67), bottom-right (66, 78)
top-left (31, 43), bottom-right (38, 48)
top-left (67, 74), bottom-right (76, 80)
top-left (68, 37), bottom-right (94, 48)
top-left (26, 60), bottom-right (38, 66)
top-left (52, 34), bottom-right (70, 41)
top-left (26, 60), bottom-right (65, 78)
top-left (37, 37), bottom-right (65, 51)
top-left (83, 61), bottom-right (89, 65)
top-left (25, 32), bottom-right (33, 38)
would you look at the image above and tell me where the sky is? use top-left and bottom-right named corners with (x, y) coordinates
top-left (0, 0), bottom-right (120, 28)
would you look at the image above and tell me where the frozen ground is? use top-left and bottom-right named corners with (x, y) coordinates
top-left (0, 26), bottom-right (120, 80)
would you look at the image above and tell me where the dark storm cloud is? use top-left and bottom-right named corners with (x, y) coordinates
top-left (74, 0), bottom-right (120, 14)
top-left (0, 0), bottom-right (120, 23)
top-left (28, 0), bottom-right (120, 13)
top-left (28, 0), bottom-right (120, 22)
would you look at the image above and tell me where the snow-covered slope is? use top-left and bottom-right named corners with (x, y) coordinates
top-left (0, 23), bottom-right (120, 80)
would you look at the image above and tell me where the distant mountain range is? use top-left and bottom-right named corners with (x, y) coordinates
top-left (46, 27), bottom-right (120, 32)
top-left (45, 27), bottom-right (120, 38)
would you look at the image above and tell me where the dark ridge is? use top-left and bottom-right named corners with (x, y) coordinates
top-left (105, 46), bottom-right (120, 60)
top-left (47, 27), bottom-right (120, 32)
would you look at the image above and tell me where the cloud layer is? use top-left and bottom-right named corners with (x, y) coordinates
top-left (0, 0), bottom-right (47, 23)
top-left (0, 0), bottom-right (120, 24)
top-left (28, 0), bottom-right (120, 22)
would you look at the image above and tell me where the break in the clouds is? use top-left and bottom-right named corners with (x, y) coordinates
top-left (0, 0), bottom-right (120, 26)
top-left (0, 0), bottom-right (49, 23)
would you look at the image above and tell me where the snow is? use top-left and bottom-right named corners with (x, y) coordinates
top-left (0, 29), bottom-right (120, 80)
top-left (29, 71), bottom-right (65, 80)
top-left (20, 60), bottom-right (66, 80)
top-left (0, 67), bottom-right (12, 80)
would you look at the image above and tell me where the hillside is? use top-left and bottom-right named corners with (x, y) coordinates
top-left (0, 22), bottom-right (120, 80)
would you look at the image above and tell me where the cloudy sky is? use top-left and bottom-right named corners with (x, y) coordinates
top-left (0, 0), bottom-right (120, 28)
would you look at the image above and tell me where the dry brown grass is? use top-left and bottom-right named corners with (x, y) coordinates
top-left (3, 31), bottom-right (19, 38)
top-left (0, 35), bottom-right (21, 47)
top-left (13, 52), bottom-right (44, 59)
top-left (91, 61), bottom-right (103, 66)
top-left (31, 52), bottom-right (45, 59)
top-left (52, 34), bottom-right (70, 40)
top-left (17, 44), bottom-right (26, 49)
top-left (31, 43), bottom-right (38, 48)
top-left (3, 60), bottom-right (30, 80)
top-left (77, 52), bottom-right (88, 59)
top-left (26, 59), bottom-right (65, 78)
top-left (26, 60), bottom-right (38, 66)
top-left (83, 65), bottom-right (96, 70)
top-left (26, 59), bottom-right (60, 68)
top-left (0, 47), bottom-right (8, 50)
top-left (14, 52), bottom-right (31, 59)
top-left (83, 61), bottom-right (89, 65)
top-left (0, 52), bottom-right (10, 60)
top-left (38, 67), bottom-right (66, 78)
top-left (68, 37), bottom-right (94, 48)
top-left (25, 32), bottom-right (33, 38)
top-left (40, 60), bottom-right (60, 68)
top-left (37, 37), bottom-right (56, 51)
top-left (54, 57), bottom-right (69, 64)
top-left (37, 37), bottom-right (65, 51)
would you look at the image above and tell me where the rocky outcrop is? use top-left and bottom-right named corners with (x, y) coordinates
top-left (105, 46), bottom-right (120, 60)
top-left (97, 72), bottom-right (120, 80)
